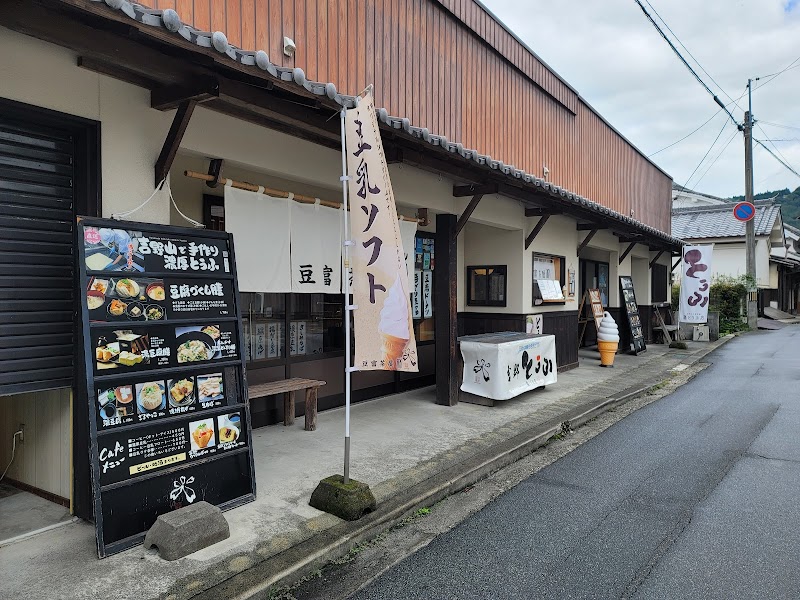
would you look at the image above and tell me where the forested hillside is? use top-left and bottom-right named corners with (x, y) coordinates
top-left (728, 187), bottom-right (800, 222)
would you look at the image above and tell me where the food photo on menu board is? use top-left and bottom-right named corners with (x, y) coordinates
top-left (189, 417), bottom-right (216, 457)
top-left (97, 384), bottom-right (136, 427)
top-left (86, 276), bottom-right (165, 323)
top-left (135, 380), bottom-right (168, 418)
top-left (93, 328), bottom-right (169, 373)
top-left (197, 373), bottom-right (224, 406)
top-left (217, 412), bottom-right (244, 448)
top-left (175, 324), bottom-right (238, 364)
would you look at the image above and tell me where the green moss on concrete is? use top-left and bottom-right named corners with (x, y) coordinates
top-left (309, 475), bottom-right (377, 521)
top-left (669, 341), bottom-right (688, 350)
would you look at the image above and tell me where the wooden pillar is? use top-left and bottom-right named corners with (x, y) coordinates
top-left (435, 213), bottom-right (459, 406)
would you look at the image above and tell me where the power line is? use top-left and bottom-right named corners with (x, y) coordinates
top-left (649, 108), bottom-right (723, 157)
top-left (633, 0), bottom-right (741, 128)
top-left (649, 84), bottom-right (749, 157)
top-left (693, 128), bottom-right (740, 188)
top-left (753, 55), bottom-right (800, 91)
top-left (760, 121), bottom-right (800, 132)
top-left (642, 0), bottom-right (743, 112)
top-left (754, 138), bottom-right (800, 180)
top-left (756, 122), bottom-right (794, 174)
top-left (683, 118), bottom-right (731, 189)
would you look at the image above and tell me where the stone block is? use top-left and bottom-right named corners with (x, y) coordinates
top-left (144, 501), bottom-right (230, 561)
top-left (309, 475), bottom-right (377, 521)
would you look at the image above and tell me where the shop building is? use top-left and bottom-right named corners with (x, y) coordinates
top-left (672, 185), bottom-right (798, 315)
top-left (0, 0), bottom-right (680, 525)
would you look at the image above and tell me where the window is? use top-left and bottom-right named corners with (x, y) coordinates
top-left (533, 253), bottom-right (566, 304)
top-left (467, 265), bottom-right (507, 307)
top-left (652, 263), bottom-right (668, 303)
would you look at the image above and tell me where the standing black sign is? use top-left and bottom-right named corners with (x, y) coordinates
top-left (77, 217), bottom-right (255, 557)
top-left (619, 276), bottom-right (646, 355)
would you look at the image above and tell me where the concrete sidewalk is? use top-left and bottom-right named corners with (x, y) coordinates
top-left (0, 336), bottom-right (734, 600)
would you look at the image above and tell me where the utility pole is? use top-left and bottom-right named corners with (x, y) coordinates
top-left (744, 79), bottom-right (758, 329)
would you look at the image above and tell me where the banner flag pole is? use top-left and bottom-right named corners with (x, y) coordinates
top-left (340, 105), bottom-right (354, 484)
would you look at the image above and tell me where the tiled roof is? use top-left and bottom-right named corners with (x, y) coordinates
top-left (672, 201), bottom-right (782, 239)
top-left (671, 183), bottom-right (730, 203)
top-left (83, 0), bottom-right (682, 248)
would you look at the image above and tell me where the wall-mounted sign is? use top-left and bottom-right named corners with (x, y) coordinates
top-left (619, 276), bottom-right (646, 354)
top-left (78, 217), bottom-right (255, 558)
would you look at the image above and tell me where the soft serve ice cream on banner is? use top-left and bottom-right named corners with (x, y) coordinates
top-left (345, 90), bottom-right (418, 371)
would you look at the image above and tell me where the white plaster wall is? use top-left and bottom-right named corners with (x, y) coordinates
top-left (463, 223), bottom-right (524, 314)
top-left (631, 257), bottom-right (651, 305)
top-left (0, 27), bottom-right (172, 224)
top-left (701, 240), bottom-right (772, 288)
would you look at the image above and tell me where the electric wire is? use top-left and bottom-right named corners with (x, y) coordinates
top-left (633, 0), bottom-right (741, 127)
top-left (0, 430), bottom-right (23, 484)
top-left (756, 122), bottom-right (795, 174)
top-left (683, 118), bottom-right (731, 189)
top-left (692, 128), bottom-right (741, 188)
top-left (754, 138), bottom-right (800, 180)
top-left (649, 85), bottom-right (749, 157)
top-left (752, 55), bottom-right (800, 91)
top-left (642, 0), bottom-right (744, 112)
top-left (760, 121), bottom-right (800, 132)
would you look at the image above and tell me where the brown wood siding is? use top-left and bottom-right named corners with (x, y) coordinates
top-left (148, 0), bottom-right (672, 233)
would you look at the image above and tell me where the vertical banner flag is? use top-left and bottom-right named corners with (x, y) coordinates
top-left (679, 245), bottom-right (714, 323)
top-left (346, 91), bottom-right (418, 371)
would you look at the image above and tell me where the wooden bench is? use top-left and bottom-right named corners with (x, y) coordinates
top-left (248, 378), bottom-right (326, 431)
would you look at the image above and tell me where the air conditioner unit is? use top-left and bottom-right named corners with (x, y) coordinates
top-left (693, 325), bottom-right (709, 342)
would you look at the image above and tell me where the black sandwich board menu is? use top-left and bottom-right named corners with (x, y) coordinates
top-left (77, 217), bottom-right (255, 557)
top-left (619, 276), bottom-right (646, 355)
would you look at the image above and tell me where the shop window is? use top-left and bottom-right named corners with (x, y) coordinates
top-left (203, 195), bottom-right (225, 231)
top-left (289, 293), bottom-right (345, 355)
top-left (412, 235), bottom-right (435, 342)
top-left (652, 263), bottom-right (668, 303)
top-left (467, 265), bottom-right (507, 307)
top-left (241, 293), bottom-right (286, 361)
top-left (533, 253), bottom-right (566, 304)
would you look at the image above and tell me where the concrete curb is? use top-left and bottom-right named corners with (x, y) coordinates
top-left (192, 335), bottom-right (735, 600)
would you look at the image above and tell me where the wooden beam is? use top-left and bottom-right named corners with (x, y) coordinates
top-left (577, 229), bottom-right (598, 255)
top-left (525, 214), bottom-right (551, 250)
top-left (455, 194), bottom-right (484, 237)
top-left (435, 214), bottom-right (459, 407)
top-left (577, 223), bottom-right (608, 231)
top-left (385, 146), bottom-right (404, 164)
top-left (214, 78), bottom-right (340, 143)
top-left (154, 100), bottom-right (197, 186)
top-left (525, 207), bottom-right (562, 217)
top-left (453, 183), bottom-right (498, 197)
top-left (649, 250), bottom-right (665, 269)
top-left (77, 56), bottom-right (159, 89)
top-left (618, 242), bottom-right (636, 265)
top-left (672, 258), bottom-right (681, 272)
top-left (151, 77), bottom-right (221, 110)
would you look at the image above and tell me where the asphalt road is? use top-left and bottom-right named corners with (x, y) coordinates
top-left (353, 328), bottom-right (800, 600)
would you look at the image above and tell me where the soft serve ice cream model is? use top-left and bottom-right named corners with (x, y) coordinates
top-left (596, 311), bottom-right (620, 367)
top-left (378, 273), bottom-right (410, 368)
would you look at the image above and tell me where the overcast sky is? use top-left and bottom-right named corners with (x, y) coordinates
top-left (480, 0), bottom-right (800, 198)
